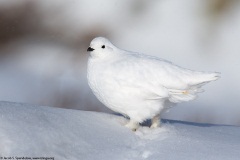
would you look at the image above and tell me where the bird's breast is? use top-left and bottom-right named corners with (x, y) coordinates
top-left (87, 59), bottom-right (115, 106)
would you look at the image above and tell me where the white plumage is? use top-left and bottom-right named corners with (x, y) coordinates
top-left (87, 37), bottom-right (220, 131)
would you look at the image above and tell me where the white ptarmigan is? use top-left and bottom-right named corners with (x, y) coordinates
top-left (87, 37), bottom-right (220, 131)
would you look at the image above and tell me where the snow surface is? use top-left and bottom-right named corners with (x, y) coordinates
top-left (0, 101), bottom-right (239, 160)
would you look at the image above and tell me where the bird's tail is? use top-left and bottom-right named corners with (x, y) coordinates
top-left (189, 72), bottom-right (220, 86)
top-left (168, 72), bottom-right (220, 103)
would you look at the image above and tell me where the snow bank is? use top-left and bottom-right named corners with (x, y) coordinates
top-left (0, 101), bottom-right (239, 160)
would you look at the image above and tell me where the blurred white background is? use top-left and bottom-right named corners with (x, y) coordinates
top-left (0, 0), bottom-right (239, 125)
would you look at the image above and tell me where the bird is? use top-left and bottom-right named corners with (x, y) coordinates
top-left (87, 37), bottom-right (220, 131)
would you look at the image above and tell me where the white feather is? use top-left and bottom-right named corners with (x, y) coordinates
top-left (87, 37), bottom-right (220, 129)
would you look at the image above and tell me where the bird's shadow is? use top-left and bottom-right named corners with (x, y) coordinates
top-left (162, 119), bottom-right (234, 127)
top-left (113, 112), bottom-right (232, 128)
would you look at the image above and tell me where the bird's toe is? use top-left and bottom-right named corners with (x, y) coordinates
top-left (125, 120), bottom-right (139, 131)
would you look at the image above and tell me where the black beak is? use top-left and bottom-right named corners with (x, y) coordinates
top-left (87, 47), bottom-right (94, 52)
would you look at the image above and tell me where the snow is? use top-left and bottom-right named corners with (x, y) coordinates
top-left (0, 101), bottom-right (239, 160)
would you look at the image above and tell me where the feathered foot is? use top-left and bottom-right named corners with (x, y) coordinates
top-left (150, 114), bottom-right (161, 128)
top-left (125, 120), bottom-right (139, 131)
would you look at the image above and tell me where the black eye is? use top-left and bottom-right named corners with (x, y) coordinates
top-left (101, 45), bottom-right (105, 49)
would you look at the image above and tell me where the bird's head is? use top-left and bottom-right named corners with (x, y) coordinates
top-left (87, 37), bottom-right (117, 58)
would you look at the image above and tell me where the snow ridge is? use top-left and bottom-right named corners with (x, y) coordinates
top-left (0, 101), bottom-right (239, 160)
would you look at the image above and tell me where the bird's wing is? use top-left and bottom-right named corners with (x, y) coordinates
top-left (109, 54), bottom-right (183, 99)
top-left (113, 53), bottom-right (189, 88)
